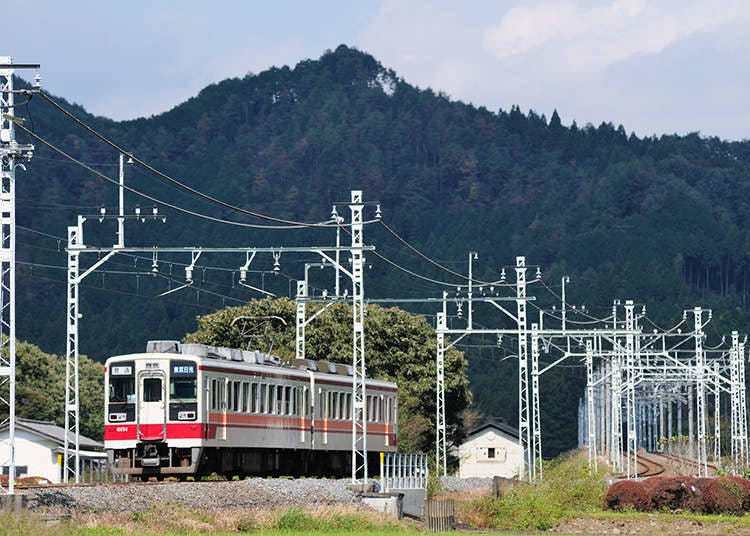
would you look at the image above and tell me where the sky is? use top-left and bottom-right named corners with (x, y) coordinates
top-left (5, 0), bottom-right (750, 140)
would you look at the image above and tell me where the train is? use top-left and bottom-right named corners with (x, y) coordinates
top-left (104, 340), bottom-right (398, 480)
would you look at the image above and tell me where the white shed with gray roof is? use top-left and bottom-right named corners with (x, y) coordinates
top-left (458, 419), bottom-right (523, 479)
top-left (0, 418), bottom-right (106, 483)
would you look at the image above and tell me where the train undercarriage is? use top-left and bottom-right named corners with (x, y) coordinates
top-left (108, 443), bottom-right (381, 480)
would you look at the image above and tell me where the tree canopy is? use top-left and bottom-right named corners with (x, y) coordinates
top-left (185, 298), bottom-right (471, 453)
top-left (2, 341), bottom-right (104, 440)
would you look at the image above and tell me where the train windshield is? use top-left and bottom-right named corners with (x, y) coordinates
top-left (170, 377), bottom-right (197, 402)
top-left (109, 377), bottom-right (135, 403)
top-left (170, 360), bottom-right (197, 402)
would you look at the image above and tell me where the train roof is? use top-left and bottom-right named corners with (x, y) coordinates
top-left (106, 340), bottom-right (396, 387)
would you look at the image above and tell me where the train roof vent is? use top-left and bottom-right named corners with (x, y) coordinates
top-left (239, 350), bottom-right (258, 364)
top-left (290, 358), bottom-right (317, 371)
top-left (146, 340), bottom-right (181, 354)
top-left (335, 363), bottom-right (353, 376)
top-left (257, 353), bottom-right (281, 366)
top-left (317, 360), bottom-right (338, 374)
top-left (213, 347), bottom-right (233, 360)
top-left (228, 349), bottom-right (244, 361)
top-left (181, 343), bottom-right (208, 358)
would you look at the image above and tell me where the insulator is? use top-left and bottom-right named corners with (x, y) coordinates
top-left (239, 268), bottom-right (247, 282)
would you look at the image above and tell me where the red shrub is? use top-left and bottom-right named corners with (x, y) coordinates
top-left (645, 476), bottom-right (703, 512)
top-left (702, 477), bottom-right (748, 514)
top-left (604, 480), bottom-right (650, 511)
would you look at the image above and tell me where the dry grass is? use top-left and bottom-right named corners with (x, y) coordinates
top-left (65, 502), bottom-right (409, 534)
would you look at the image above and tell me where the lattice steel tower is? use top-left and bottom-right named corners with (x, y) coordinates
top-left (0, 57), bottom-right (37, 494)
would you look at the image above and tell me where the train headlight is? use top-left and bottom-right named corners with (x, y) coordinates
top-left (109, 413), bottom-right (127, 422)
top-left (178, 411), bottom-right (196, 420)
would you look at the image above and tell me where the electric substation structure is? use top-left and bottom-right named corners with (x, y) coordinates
top-left (65, 189), bottom-right (376, 484)
top-left (0, 57), bottom-right (39, 495)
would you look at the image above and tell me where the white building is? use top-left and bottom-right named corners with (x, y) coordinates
top-left (0, 418), bottom-right (106, 483)
top-left (458, 419), bottom-right (522, 479)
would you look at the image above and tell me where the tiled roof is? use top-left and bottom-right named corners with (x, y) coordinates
top-left (0, 418), bottom-right (103, 450)
top-left (466, 417), bottom-right (520, 439)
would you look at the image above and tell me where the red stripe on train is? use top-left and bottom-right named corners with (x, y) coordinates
top-left (104, 422), bottom-right (203, 441)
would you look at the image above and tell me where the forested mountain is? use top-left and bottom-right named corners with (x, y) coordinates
top-left (13, 45), bottom-right (750, 456)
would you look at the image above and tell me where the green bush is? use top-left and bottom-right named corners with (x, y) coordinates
top-left (237, 514), bottom-right (260, 532)
top-left (276, 507), bottom-right (317, 531)
top-left (469, 452), bottom-right (608, 531)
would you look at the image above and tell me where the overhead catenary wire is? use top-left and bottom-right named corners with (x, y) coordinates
top-left (33, 90), bottom-right (347, 229)
top-left (378, 220), bottom-right (513, 287)
top-left (18, 261), bottom-right (247, 305)
top-left (18, 270), bottom-right (225, 312)
top-left (10, 120), bottom-right (340, 230)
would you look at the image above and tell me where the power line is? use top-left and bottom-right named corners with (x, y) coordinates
top-left (33, 91), bottom-right (347, 229)
top-left (11, 120), bottom-right (338, 230)
top-left (378, 220), bottom-right (511, 287)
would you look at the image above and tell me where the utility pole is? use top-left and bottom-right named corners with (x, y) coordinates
top-left (0, 57), bottom-right (38, 494)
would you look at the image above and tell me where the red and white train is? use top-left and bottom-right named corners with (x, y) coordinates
top-left (104, 341), bottom-right (398, 479)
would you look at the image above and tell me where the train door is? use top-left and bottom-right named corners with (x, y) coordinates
top-left (219, 378), bottom-right (228, 441)
top-left (137, 369), bottom-right (166, 441)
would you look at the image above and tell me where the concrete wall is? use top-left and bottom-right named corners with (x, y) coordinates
top-left (458, 428), bottom-right (523, 479)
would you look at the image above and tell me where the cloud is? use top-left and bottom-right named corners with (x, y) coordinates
top-left (358, 0), bottom-right (750, 139)
top-left (483, 0), bottom-right (750, 73)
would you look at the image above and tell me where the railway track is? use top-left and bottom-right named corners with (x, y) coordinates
top-left (656, 450), bottom-right (719, 476)
top-left (634, 451), bottom-right (666, 478)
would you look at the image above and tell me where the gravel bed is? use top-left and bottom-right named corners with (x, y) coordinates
top-left (439, 476), bottom-right (493, 493)
top-left (22, 478), bottom-right (358, 512)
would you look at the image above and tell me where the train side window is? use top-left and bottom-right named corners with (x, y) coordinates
top-left (259, 384), bottom-right (267, 413)
top-left (234, 381), bottom-right (241, 412)
top-left (345, 393), bottom-right (351, 420)
top-left (268, 385), bottom-right (276, 415)
top-left (242, 382), bottom-right (249, 412)
top-left (251, 383), bottom-right (258, 413)
top-left (320, 390), bottom-right (327, 419)
top-left (227, 381), bottom-right (233, 412)
top-left (284, 386), bottom-right (292, 416)
top-left (211, 379), bottom-right (217, 410)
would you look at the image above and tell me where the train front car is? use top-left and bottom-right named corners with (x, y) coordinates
top-left (104, 347), bottom-right (202, 480)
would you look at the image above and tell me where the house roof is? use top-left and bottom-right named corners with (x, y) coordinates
top-left (0, 418), bottom-right (103, 451)
top-left (466, 418), bottom-right (519, 439)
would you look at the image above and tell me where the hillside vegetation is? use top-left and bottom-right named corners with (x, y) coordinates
top-left (13, 45), bottom-right (750, 456)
